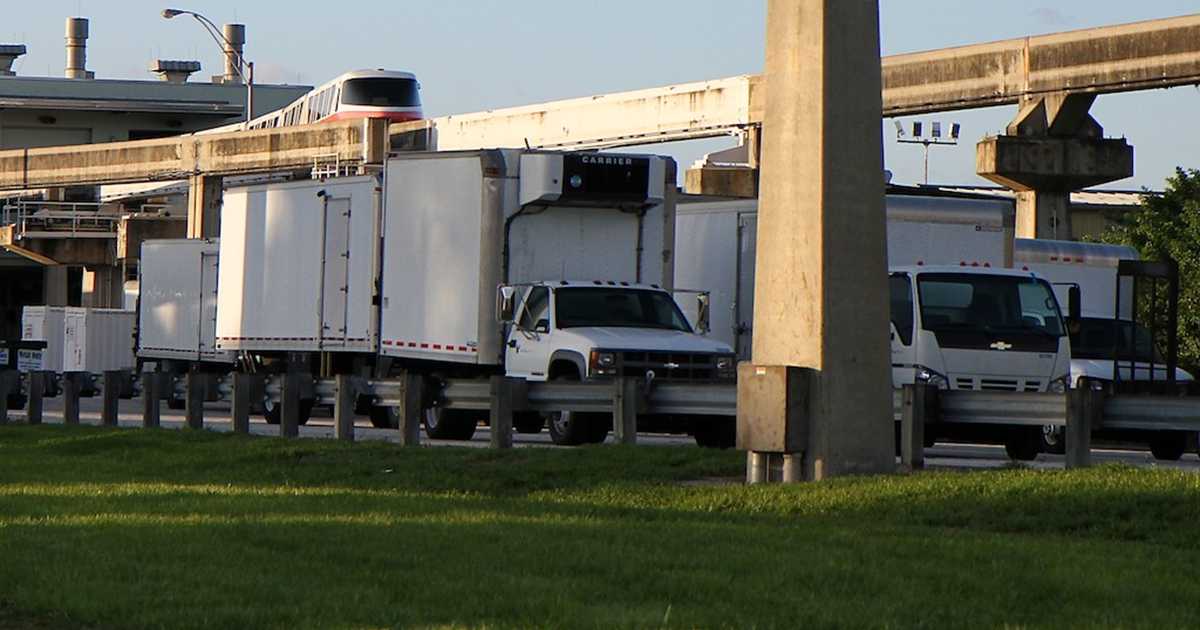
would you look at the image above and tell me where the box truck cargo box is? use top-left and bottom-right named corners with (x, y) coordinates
top-left (216, 175), bottom-right (381, 352)
top-left (138, 238), bottom-right (233, 364)
top-left (21, 306), bottom-right (66, 373)
top-left (62, 307), bottom-right (136, 373)
top-left (378, 150), bottom-right (674, 366)
top-left (675, 193), bottom-right (1016, 357)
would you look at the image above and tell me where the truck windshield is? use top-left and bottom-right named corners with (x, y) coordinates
top-left (916, 273), bottom-right (1065, 352)
top-left (1070, 317), bottom-right (1163, 363)
top-left (341, 78), bottom-right (421, 107)
top-left (555, 287), bottom-right (693, 332)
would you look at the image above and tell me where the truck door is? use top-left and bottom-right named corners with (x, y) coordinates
top-left (505, 286), bottom-right (553, 380)
top-left (320, 197), bottom-right (352, 346)
top-left (735, 213), bottom-right (757, 361)
top-left (890, 273), bottom-right (918, 388)
top-left (198, 251), bottom-right (219, 358)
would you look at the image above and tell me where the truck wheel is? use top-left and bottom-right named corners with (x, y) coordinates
top-left (1040, 425), bottom-right (1066, 455)
top-left (423, 408), bottom-right (478, 440)
top-left (6, 393), bottom-right (28, 411)
top-left (368, 406), bottom-right (398, 429)
top-left (1004, 427), bottom-right (1041, 462)
top-left (693, 417), bottom-right (735, 449)
top-left (1149, 432), bottom-right (1187, 461)
top-left (513, 412), bottom-right (544, 434)
top-left (262, 399), bottom-right (314, 426)
top-left (166, 397), bottom-right (186, 411)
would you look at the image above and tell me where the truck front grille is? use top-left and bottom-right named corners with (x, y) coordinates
top-left (617, 351), bottom-right (726, 382)
top-left (955, 377), bottom-right (1042, 392)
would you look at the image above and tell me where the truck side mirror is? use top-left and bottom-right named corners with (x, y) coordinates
top-left (497, 285), bottom-right (517, 323)
top-left (1067, 285), bottom-right (1081, 322)
top-left (696, 293), bottom-right (711, 335)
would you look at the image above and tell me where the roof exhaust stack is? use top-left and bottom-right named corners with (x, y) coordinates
top-left (219, 23), bottom-right (245, 85)
top-left (0, 44), bottom-right (26, 76)
top-left (151, 59), bottom-right (201, 83)
top-left (65, 17), bottom-right (94, 79)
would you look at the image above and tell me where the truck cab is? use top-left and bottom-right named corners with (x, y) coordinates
top-left (502, 280), bottom-right (736, 383)
top-left (890, 265), bottom-right (1073, 459)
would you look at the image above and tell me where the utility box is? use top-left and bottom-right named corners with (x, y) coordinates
top-left (138, 238), bottom-right (233, 364)
top-left (216, 175), bottom-right (381, 352)
top-left (21, 306), bottom-right (67, 373)
top-left (736, 364), bottom-right (812, 453)
top-left (62, 308), bottom-right (136, 373)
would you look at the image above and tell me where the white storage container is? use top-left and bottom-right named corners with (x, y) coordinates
top-left (63, 307), bottom-right (136, 373)
top-left (138, 238), bottom-right (233, 363)
top-left (215, 175), bottom-right (380, 352)
top-left (21, 306), bottom-right (66, 373)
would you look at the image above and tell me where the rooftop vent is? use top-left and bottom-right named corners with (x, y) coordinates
top-left (151, 59), bottom-right (202, 83)
top-left (65, 17), bottom-right (93, 79)
top-left (0, 44), bottom-right (26, 76)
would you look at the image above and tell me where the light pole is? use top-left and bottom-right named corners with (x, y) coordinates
top-left (895, 120), bottom-right (960, 185)
top-left (161, 8), bottom-right (254, 123)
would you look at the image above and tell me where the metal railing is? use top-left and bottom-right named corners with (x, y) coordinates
top-left (1, 200), bottom-right (120, 239)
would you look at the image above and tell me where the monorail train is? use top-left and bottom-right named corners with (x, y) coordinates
top-left (230, 69), bottom-right (423, 132)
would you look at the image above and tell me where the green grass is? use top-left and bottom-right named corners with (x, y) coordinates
top-left (1, 425), bottom-right (1199, 629)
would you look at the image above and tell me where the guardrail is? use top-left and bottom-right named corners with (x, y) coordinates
top-left (2, 362), bottom-right (1197, 466)
top-left (1, 200), bottom-right (120, 239)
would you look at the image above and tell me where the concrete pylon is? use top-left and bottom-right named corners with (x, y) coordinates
top-left (741, 0), bottom-right (893, 480)
top-left (977, 92), bottom-right (1133, 239)
top-left (186, 175), bottom-right (223, 239)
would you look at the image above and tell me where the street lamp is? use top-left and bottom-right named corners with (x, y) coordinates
top-left (161, 8), bottom-right (254, 123)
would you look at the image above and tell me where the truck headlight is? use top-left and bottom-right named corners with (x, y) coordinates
top-left (1048, 376), bottom-right (1069, 394)
top-left (915, 366), bottom-right (948, 389)
top-left (716, 355), bottom-right (736, 378)
top-left (589, 350), bottom-right (618, 376)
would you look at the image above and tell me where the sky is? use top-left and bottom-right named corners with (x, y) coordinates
top-left (6, 0), bottom-right (1200, 190)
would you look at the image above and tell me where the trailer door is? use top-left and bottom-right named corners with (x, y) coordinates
top-left (198, 251), bottom-right (220, 357)
top-left (735, 212), bottom-right (757, 361)
top-left (321, 197), bottom-right (352, 345)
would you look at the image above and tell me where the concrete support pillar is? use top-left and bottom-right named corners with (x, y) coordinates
top-left (187, 175), bottom-right (223, 239)
top-left (43, 266), bottom-right (70, 306)
top-left (82, 266), bottom-right (124, 308)
top-left (744, 0), bottom-right (893, 481)
top-left (977, 92), bottom-right (1133, 239)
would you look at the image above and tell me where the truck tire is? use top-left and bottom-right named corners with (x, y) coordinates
top-left (6, 393), bottom-right (28, 411)
top-left (262, 398), bottom-right (314, 426)
top-left (368, 406), bottom-right (398, 429)
top-left (1004, 427), bottom-right (1041, 462)
top-left (423, 408), bottom-right (478, 440)
top-left (1149, 432), bottom-right (1187, 461)
top-left (166, 397), bottom-right (186, 411)
top-left (513, 412), bottom-right (544, 434)
top-left (693, 416), bottom-right (735, 449)
top-left (1041, 425), bottom-right (1066, 455)
top-left (544, 372), bottom-right (608, 446)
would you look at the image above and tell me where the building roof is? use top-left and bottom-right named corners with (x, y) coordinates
top-left (0, 75), bottom-right (309, 117)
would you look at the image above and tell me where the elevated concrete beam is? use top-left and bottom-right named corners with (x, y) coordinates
top-left (977, 135), bottom-right (1134, 192)
top-left (0, 118), bottom-right (387, 191)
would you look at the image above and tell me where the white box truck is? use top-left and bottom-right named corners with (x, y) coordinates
top-left (216, 175), bottom-right (381, 354)
top-left (139, 239), bottom-right (231, 365)
top-left (675, 193), bottom-right (1072, 459)
top-left (214, 151), bottom-right (735, 446)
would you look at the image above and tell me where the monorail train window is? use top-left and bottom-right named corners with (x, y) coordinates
top-left (341, 78), bottom-right (420, 107)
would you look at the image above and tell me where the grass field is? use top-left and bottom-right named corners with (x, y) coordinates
top-left (1, 425), bottom-right (1199, 629)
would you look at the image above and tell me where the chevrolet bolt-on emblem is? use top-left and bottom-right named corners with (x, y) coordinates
top-left (990, 341), bottom-right (1013, 351)
top-left (663, 362), bottom-right (681, 369)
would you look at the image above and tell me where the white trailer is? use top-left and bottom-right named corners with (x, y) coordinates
top-left (62, 308), bottom-right (136, 373)
top-left (216, 175), bottom-right (381, 353)
top-left (138, 238), bottom-right (232, 364)
top-left (21, 306), bottom-right (66, 373)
